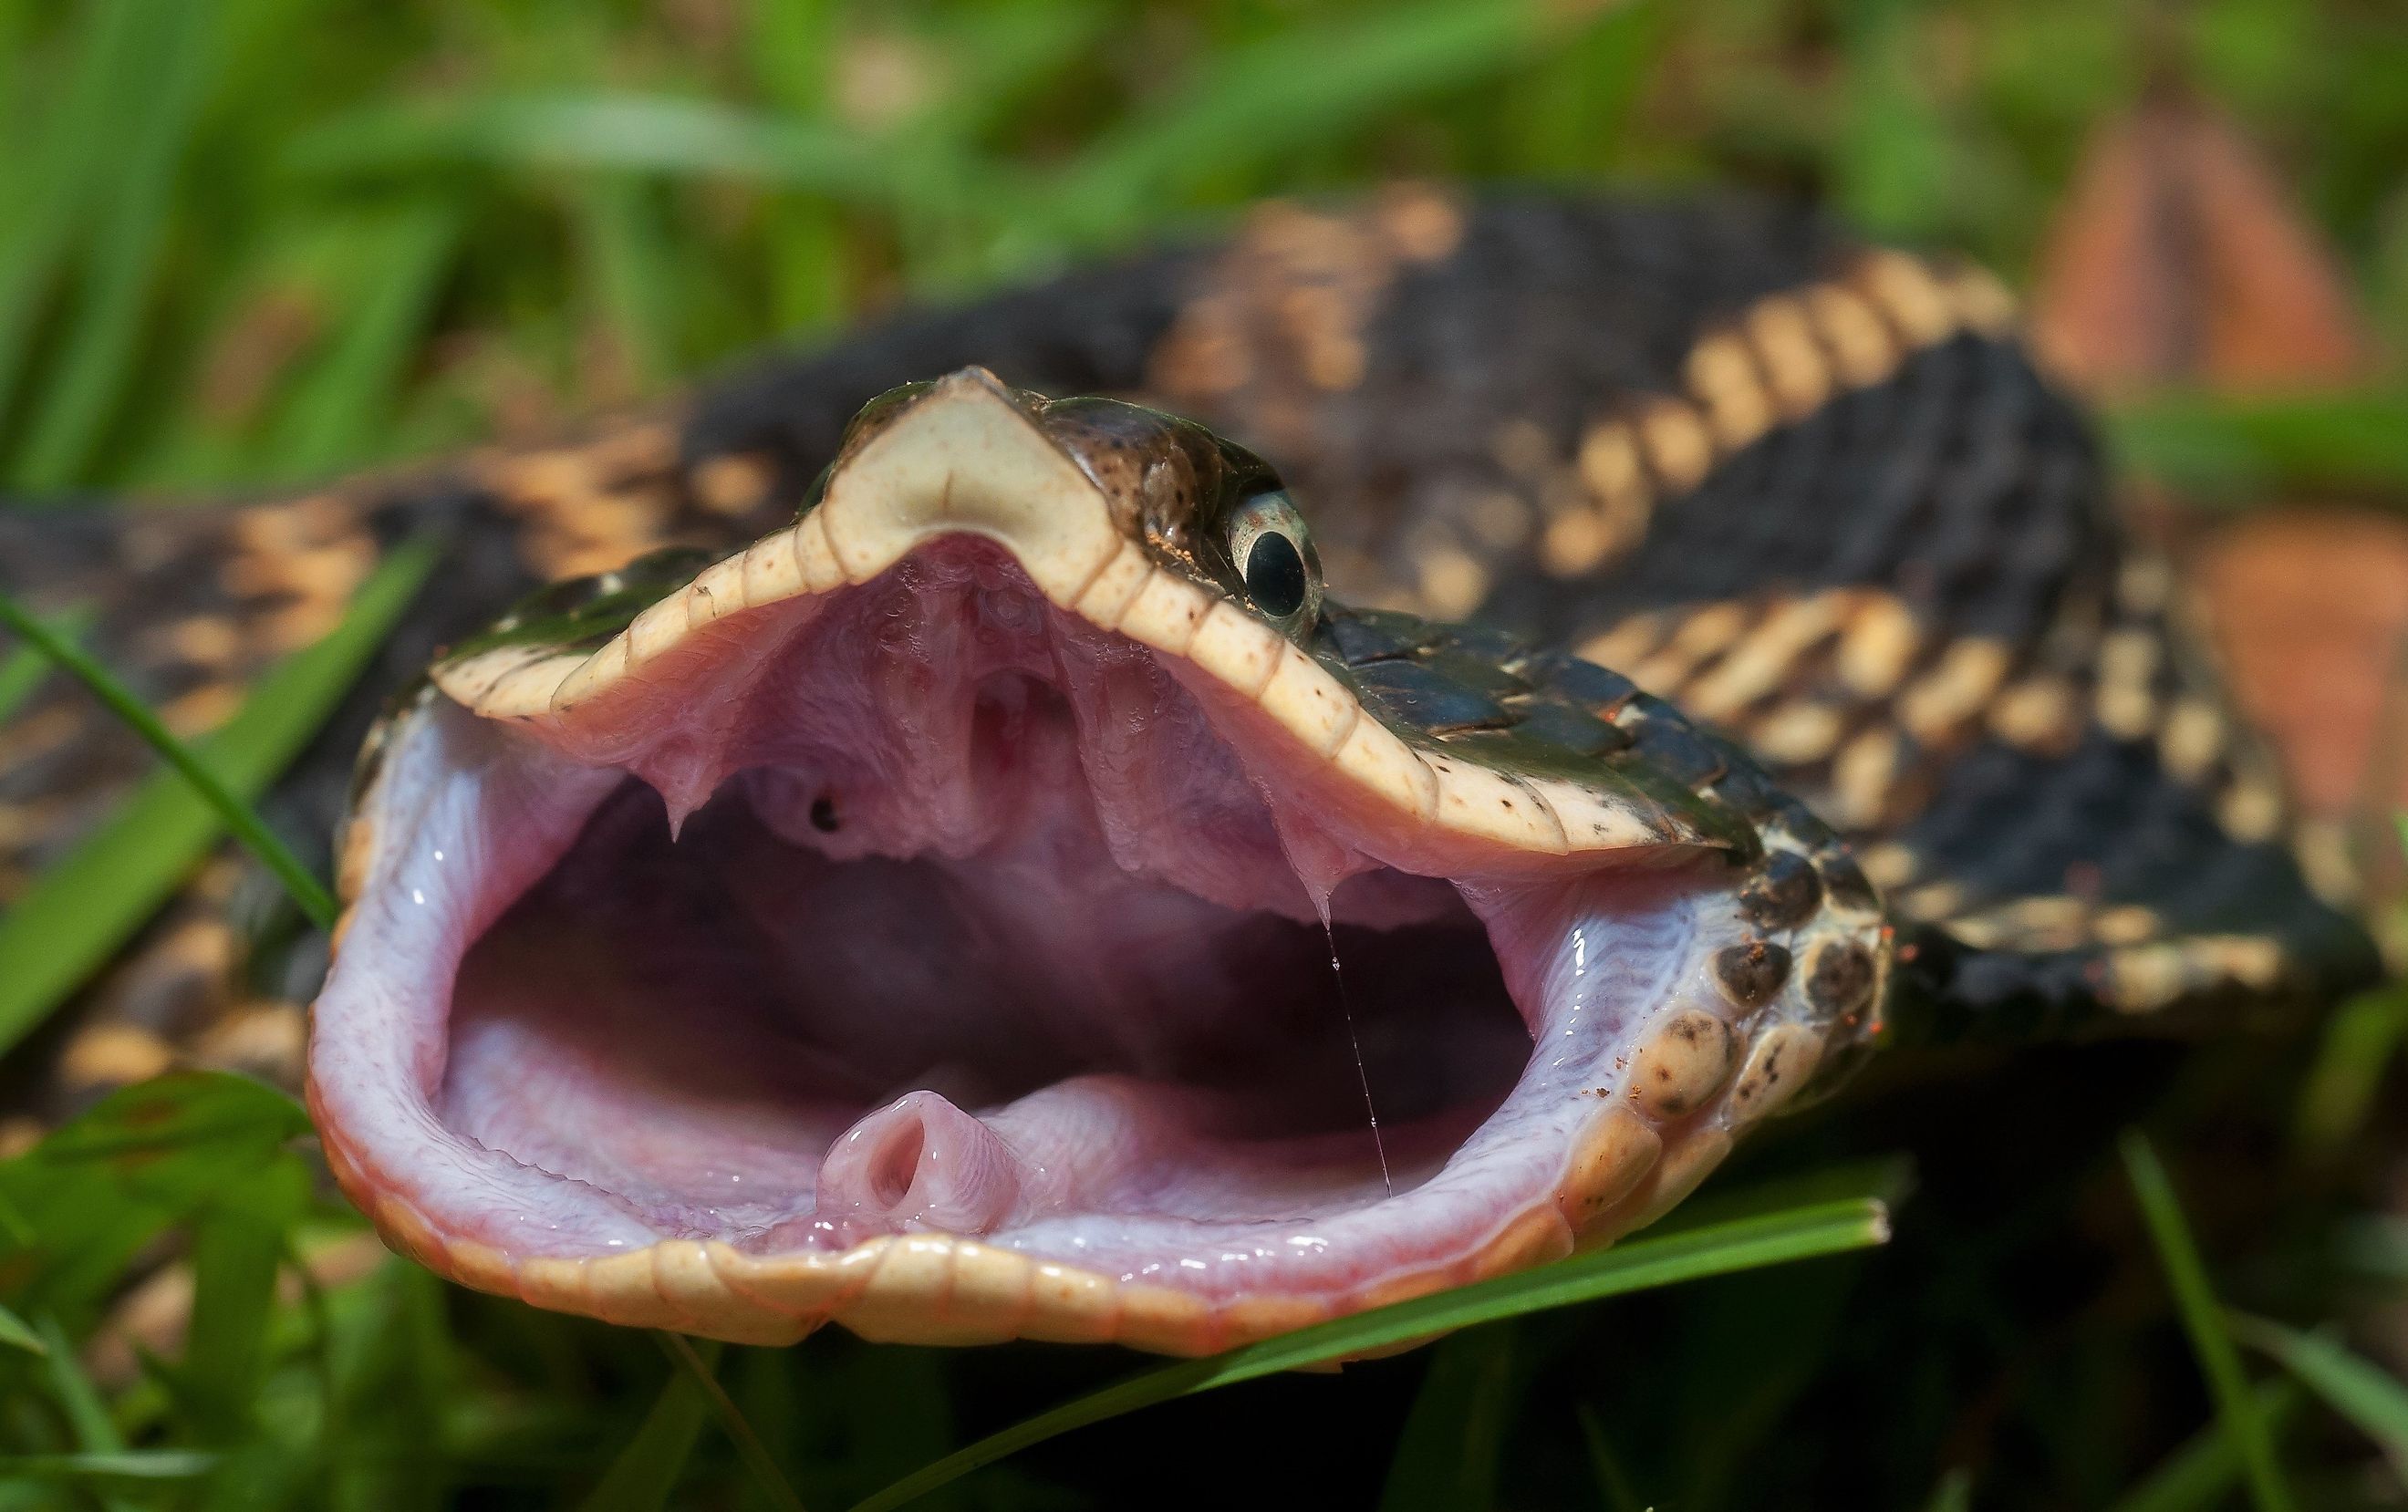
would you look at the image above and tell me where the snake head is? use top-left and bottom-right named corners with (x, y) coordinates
top-left (309, 368), bottom-right (1887, 1351)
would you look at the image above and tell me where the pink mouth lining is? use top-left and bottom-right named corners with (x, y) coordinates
top-left (310, 541), bottom-right (1744, 1306)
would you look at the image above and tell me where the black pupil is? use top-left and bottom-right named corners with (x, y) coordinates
top-left (1243, 530), bottom-right (1308, 617)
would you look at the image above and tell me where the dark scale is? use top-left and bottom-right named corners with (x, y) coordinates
top-left (1740, 851), bottom-right (1824, 931)
top-left (1323, 606), bottom-right (1437, 665)
top-left (1350, 660), bottom-right (1514, 735)
top-left (1703, 733), bottom-right (1791, 823)
top-left (1816, 850), bottom-right (1882, 916)
top-left (1500, 700), bottom-right (1625, 758)
top-left (1714, 939), bottom-right (1793, 1009)
top-left (1618, 704), bottom-right (1728, 789)
top-left (1525, 652), bottom-right (1638, 716)
top-left (1805, 939), bottom-right (1878, 1016)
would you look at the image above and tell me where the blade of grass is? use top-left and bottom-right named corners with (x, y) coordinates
top-left (579, 1345), bottom-right (719, 1512)
top-left (574, 177), bottom-right (680, 394)
top-left (0, 1452), bottom-right (216, 1483)
top-left (2300, 818), bottom-right (2408, 1159)
top-left (2121, 1132), bottom-right (2297, 1512)
top-left (2228, 1313), bottom-right (2408, 1482)
top-left (285, 93), bottom-right (896, 202)
top-left (0, 1301), bottom-right (45, 1355)
top-left (0, 536), bottom-right (436, 1051)
top-left (326, 1260), bottom-right (454, 1509)
top-left (851, 1196), bottom-right (1889, 1512)
top-left (0, 1074), bottom-right (311, 1331)
top-left (2291, 983), bottom-right (2408, 1162)
top-left (739, 0), bottom-right (846, 332)
top-left (2334, 1214), bottom-right (2408, 1282)
top-left (1497, 1), bottom-right (1659, 178)
top-left (0, 0), bottom-right (146, 428)
top-left (1666, 1231), bottom-right (1863, 1508)
top-left (0, 588), bottom-right (334, 930)
top-left (1658, 1151), bottom-right (1915, 1235)
top-left (744, 0), bottom-right (835, 115)
top-left (35, 1310), bottom-right (118, 1452)
top-left (263, 202), bottom-right (462, 480)
top-left (1575, 1403), bottom-right (1645, 1512)
top-left (820, 1345), bottom-right (962, 1504)
top-left (918, 3), bottom-right (1108, 144)
top-left (34, 1312), bottom-right (135, 1512)
top-left (1050, 0), bottom-right (1567, 235)
top-left (1924, 1466), bottom-right (1974, 1512)
top-left (2104, 388), bottom-right (2408, 502)
top-left (2108, 1379), bottom-right (2301, 1512)
top-left (656, 1332), bottom-right (807, 1512)
top-left (11, 0), bottom-right (218, 491)
top-left (178, 1157), bottom-right (311, 1443)
top-left (1378, 1326), bottom-right (1516, 1512)
top-left (0, 603), bottom-right (91, 721)
top-left (1834, 0), bottom-right (1956, 240)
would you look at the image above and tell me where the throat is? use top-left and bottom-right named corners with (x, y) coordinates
top-left (441, 770), bottom-right (1530, 1248)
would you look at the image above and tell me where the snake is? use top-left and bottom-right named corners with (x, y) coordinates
top-left (0, 187), bottom-right (2378, 1354)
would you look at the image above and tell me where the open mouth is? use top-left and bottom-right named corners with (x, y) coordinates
top-left (307, 371), bottom-right (1882, 1352)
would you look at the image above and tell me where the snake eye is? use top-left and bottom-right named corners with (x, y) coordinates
top-left (1226, 488), bottom-right (1320, 627)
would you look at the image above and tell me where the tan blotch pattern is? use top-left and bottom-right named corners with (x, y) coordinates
top-left (1581, 587), bottom-right (2022, 832)
top-left (475, 422), bottom-right (685, 580)
top-left (1575, 548), bottom-right (2314, 1007)
top-left (1539, 254), bottom-right (2019, 578)
top-left (1147, 184), bottom-right (1467, 456)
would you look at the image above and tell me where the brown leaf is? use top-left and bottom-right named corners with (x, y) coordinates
top-left (2032, 92), bottom-right (2368, 396)
top-left (2191, 510), bottom-right (2408, 819)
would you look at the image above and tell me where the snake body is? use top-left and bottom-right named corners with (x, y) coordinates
top-left (0, 189), bottom-right (2377, 1341)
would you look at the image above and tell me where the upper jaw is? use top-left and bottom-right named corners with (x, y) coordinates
top-left (307, 368), bottom-right (1887, 1352)
top-left (427, 368), bottom-right (1749, 869)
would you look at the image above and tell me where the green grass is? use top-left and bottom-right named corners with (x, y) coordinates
top-left (0, 542), bottom-right (434, 1055)
top-left (853, 1196), bottom-right (1890, 1512)
top-left (2122, 1133), bottom-right (2296, 1512)
top-left (2, 0), bottom-right (2407, 1507)
top-left (0, 588), bottom-right (348, 934)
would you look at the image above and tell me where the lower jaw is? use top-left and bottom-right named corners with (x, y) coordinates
top-left (312, 710), bottom-right (1741, 1348)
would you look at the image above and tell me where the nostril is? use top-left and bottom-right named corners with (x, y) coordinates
top-left (867, 1115), bottom-right (926, 1207)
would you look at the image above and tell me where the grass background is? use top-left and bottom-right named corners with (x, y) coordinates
top-left (1, 0), bottom-right (2407, 1507)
